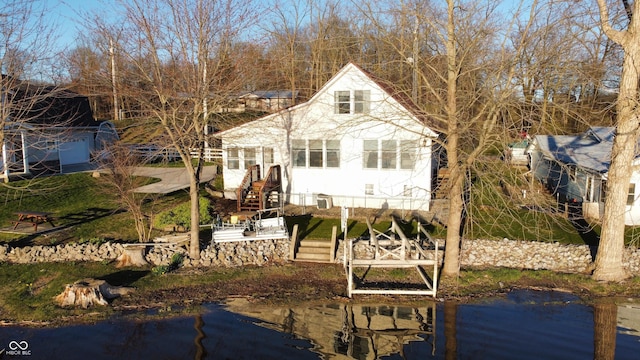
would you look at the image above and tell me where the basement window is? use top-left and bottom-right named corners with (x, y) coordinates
top-left (365, 184), bottom-right (374, 195)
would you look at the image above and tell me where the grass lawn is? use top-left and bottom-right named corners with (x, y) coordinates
top-left (0, 173), bottom-right (190, 245)
top-left (0, 171), bottom-right (628, 247)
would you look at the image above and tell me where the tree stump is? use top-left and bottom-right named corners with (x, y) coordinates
top-left (116, 245), bottom-right (149, 267)
top-left (54, 279), bottom-right (134, 308)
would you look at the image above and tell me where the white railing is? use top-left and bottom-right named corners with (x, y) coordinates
top-left (127, 144), bottom-right (222, 162)
top-left (190, 148), bottom-right (223, 162)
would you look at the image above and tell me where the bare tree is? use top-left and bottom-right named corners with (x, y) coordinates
top-left (592, 0), bottom-right (639, 281)
top-left (353, 0), bottom-right (541, 277)
top-left (88, 0), bottom-right (258, 259)
top-left (96, 143), bottom-right (158, 244)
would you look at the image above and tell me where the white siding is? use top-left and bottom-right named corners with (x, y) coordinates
top-left (219, 63), bottom-right (437, 211)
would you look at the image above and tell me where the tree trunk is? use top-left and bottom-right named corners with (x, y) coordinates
top-left (54, 279), bottom-right (134, 308)
top-left (443, 168), bottom-right (464, 276)
top-left (116, 246), bottom-right (149, 267)
top-left (189, 179), bottom-right (201, 260)
top-left (593, 2), bottom-right (640, 281)
top-left (444, 300), bottom-right (458, 360)
top-left (442, 0), bottom-right (462, 278)
top-left (593, 302), bottom-right (617, 360)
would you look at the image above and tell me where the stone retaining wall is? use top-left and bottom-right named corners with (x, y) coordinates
top-left (2, 238), bottom-right (640, 275)
top-left (0, 240), bottom-right (290, 268)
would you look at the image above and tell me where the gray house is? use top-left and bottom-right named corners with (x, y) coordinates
top-left (1, 78), bottom-right (119, 179)
top-left (528, 126), bottom-right (640, 225)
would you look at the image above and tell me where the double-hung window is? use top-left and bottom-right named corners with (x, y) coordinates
top-left (628, 183), bottom-right (636, 206)
top-left (293, 140), bottom-right (306, 167)
top-left (326, 140), bottom-right (340, 168)
top-left (227, 147), bottom-right (239, 169)
top-left (354, 90), bottom-right (370, 113)
top-left (244, 147), bottom-right (256, 169)
top-left (363, 140), bottom-right (379, 169)
top-left (335, 91), bottom-right (351, 114)
top-left (309, 140), bottom-right (323, 168)
top-left (381, 140), bottom-right (397, 169)
top-left (400, 140), bottom-right (416, 170)
top-left (263, 147), bottom-right (274, 167)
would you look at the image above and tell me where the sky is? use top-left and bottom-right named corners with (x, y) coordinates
top-left (47, 0), bottom-right (106, 51)
top-left (43, 0), bottom-right (532, 50)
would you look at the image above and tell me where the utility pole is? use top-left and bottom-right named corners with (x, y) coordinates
top-left (110, 38), bottom-right (120, 121)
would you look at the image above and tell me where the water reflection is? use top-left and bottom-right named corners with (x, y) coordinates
top-left (225, 300), bottom-right (436, 359)
top-left (593, 302), bottom-right (617, 360)
top-left (1, 291), bottom-right (640, 359)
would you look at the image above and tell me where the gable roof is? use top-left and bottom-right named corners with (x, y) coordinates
top-left (2, 75), bottom-right (96, 127)
top-left (532, 126), bottom-right (625, 174)
top-left (218, 62), bottom-right (438, 138)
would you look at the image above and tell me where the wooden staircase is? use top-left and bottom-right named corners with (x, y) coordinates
top-left (434, 168), bottom-right (450, 199)
top-left (294, 239), bottom-right (333, 263)
top-left (237, 165), bottom-right (282, 212)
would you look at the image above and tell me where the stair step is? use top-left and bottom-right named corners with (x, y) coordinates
top-left (295, 252), bottom-right (332, 262)
top-left (299, 240), bottom-right (332, 248)
top-left (297, 246), bottom-right (331, 254)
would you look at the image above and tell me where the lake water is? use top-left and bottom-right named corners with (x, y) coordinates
top-left (1, 290), bottom-right (639, 359)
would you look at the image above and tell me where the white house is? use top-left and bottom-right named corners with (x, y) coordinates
top-left (1, 78), bottom-right (119, 179)
top-left (529, 126), bottom-right (640, 225)
top-left (217, 63), bottom-right (439, 212)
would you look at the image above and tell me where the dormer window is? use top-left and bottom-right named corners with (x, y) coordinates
top-left (334, 90), bottom-right (370, 114)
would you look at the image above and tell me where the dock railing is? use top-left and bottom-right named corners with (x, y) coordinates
top-left (345, 216), bottom-right (439, 297)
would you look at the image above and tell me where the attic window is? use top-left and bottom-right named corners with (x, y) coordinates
top-left (334, 90), bottom-right (370, 114)
top-left (335, 91), bottom-right (350, 114)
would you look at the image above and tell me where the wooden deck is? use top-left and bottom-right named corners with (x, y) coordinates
top-left (345, 216), bottom-right (440, 297)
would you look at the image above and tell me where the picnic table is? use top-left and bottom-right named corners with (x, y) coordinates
top-left (12, 211), bottom-right (55, 232)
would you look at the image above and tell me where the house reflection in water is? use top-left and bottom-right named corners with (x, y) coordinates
top-left (224, 299), bottom-right (436, 359)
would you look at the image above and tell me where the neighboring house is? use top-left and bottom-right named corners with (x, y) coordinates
top-left (217, 62), bottom-right (439, 212)
top-left (238, 90), bottom-right (299, 112)
top-left (504, 138), bottom-right (530, 166)
top-left (528, 126), bottom-right (640, 225)
top-left (1, 78), bottom-right (119, 179)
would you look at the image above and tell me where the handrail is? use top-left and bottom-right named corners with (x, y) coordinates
top-left (256, 165), bottom-right (282, 211)
top-left (236, 164), bottom-right (261, 211)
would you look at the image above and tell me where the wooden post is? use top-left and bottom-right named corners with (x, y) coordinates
top-left (289, 224), bottom-right (299, 260)
top-left (366, 217), bottom-right (379, 259)
top-left (330, 225), bottom-right (338, 262)
top-left (347, 238), bottom-right (353, 298)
